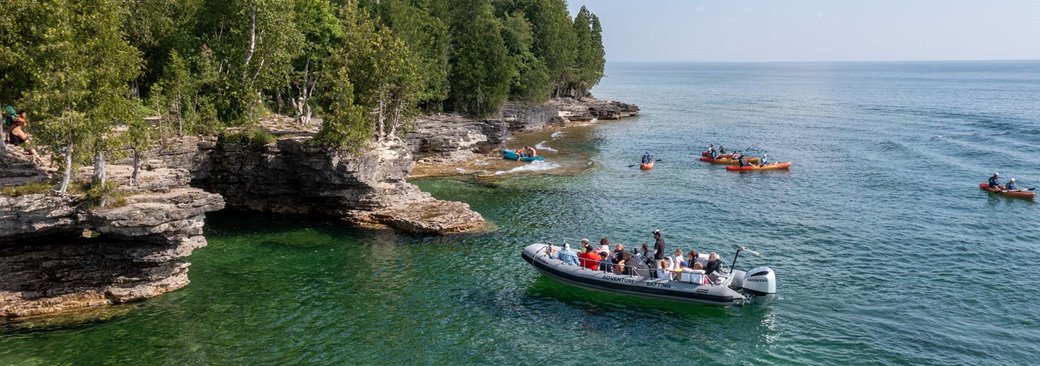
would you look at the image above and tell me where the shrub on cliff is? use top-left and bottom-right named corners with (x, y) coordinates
top-left (221, 127), bottom-right (276, 149)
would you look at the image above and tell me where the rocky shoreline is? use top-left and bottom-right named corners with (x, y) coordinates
top-left (0, 96), bottom-right (636, 321)
top-left (407, 97), bottom-right (639, 176)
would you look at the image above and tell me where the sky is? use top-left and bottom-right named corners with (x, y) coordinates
top-left (567, 0), bottom-right (1040, 62)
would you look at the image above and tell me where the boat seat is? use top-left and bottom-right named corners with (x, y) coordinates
top-left (681, 270), bottom-right (707, 285)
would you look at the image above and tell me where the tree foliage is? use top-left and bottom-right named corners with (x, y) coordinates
top-left (1, 0), bottom-right (609, 182)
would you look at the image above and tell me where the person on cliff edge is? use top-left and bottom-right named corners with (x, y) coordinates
top-left (653, 230), bottom-right (666, 260)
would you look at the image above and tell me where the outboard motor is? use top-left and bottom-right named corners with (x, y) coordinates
top-left (741, 266), bottom-right (777, 303)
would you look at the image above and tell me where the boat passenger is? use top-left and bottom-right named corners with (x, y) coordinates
top-left (988, 172), bottom-right (1001, 188)
top-left (611, 244), bottom-right (626, 273)
top-left (657, 258), bottom-right (673, 280)
top-left (641, 151), bottom-right (652, 164)
top-left (515, 148), bottom-right (525, 158)
top-left (580, 238), bottom-right (591, 253)
top-left (596, 238), bottom-right (611, 271)
top-left (557, 244), bottom-right (579, 266)
top-left (686, 250), bottom-right (699, 268)
top-left (526, 146), bottom-right (537, 157)
top-left (1007, 178), bottom-right (1017, 190)
top-left (736, 154), bottom-right (747, 167)
top-left (578, 246), bottom-right (602, 271)
top-left (653, 230), bottom-right (666, 260)
top-left (546, 246), bottom-right (558, 259)
top-left (670, 249), bottom-right (687, 270)
top-left (759, 154), bottom-right (769, 166)
top-left (704, 252), bottom-right (724, 276)
top-left (719, 146), bottom-right (727, 154)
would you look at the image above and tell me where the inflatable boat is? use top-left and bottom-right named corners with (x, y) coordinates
top-left (521, 243), bottom-right (776, 306)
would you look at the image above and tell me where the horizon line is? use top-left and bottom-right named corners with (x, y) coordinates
top-left (607, 58), bottom-right (1040, 64)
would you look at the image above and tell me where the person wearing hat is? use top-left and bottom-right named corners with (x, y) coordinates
top-left (988, 172), bottom-right (1002, 189)
top-left (653, 230), bottom-right (666, 260)
top-left (1007, 178), bottom-right (1018, 190)
top-left (557, 243), bottom-right (579, 266)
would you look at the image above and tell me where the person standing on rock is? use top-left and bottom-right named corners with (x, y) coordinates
top-left (653, 230), bottom-right (666, 260)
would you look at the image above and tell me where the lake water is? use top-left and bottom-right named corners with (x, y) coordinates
top-left (3, 61), bottom-right (1040, 365)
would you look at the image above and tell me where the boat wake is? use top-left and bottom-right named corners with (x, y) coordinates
top-left (494, 160), bottom-right (560, 175)
top-left (535, 141), bottom-right (557, 153)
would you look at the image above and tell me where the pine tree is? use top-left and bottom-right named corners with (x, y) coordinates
top-left (444, 0), bottom-right (513, 117)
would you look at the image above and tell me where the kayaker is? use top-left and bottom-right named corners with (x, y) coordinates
top-left (557, 244), bottom-right (579, 266)
top-left (1007, 178), bottom-right (1017, 190)
top-left (759, 154), bottom-right (769, 166)
top-left (641, 151), bottom-right (652, 164)
top-left (653, 230), bottom-right (666, 260)
top-left (735, 154), bottom-right (747, 167)
top-left (988, 172), bottom-right (1001, 188)
top-left (515, 148), bottom-right (525, 158)
top-left (707, 144), bottom-right (717, 158)
top-left (719, 145), bottom-right (727, 154)
top-left (526, 146), bottom-right (537, 157)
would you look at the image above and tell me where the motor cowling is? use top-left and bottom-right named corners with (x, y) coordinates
top-left (741, 266), bottom-right (776, 295)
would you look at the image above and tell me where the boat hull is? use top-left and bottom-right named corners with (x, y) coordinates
top-left (521, 244), bottom-right (748, 306)
top-left (979, 183), bottom-right (1035, 200)
top-left (726, 162), bottom-right (792, 171)
top-left (699, 156), bottom-right (760, 165)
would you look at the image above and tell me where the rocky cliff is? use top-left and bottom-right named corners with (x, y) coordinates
top-left (407, 97), bottom-right (639, 163)
top-left (0, 147), bottom-right (224, 319)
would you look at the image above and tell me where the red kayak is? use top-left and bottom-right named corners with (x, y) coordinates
top-left (979, 183), bottom-right (1035, 200)
top-left (726, 162), bottom-right (791, 171)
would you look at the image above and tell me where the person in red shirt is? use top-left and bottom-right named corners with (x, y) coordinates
top-left (578, 247), bottom-right (602, 271)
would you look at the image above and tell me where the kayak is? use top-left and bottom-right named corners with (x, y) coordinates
top-left (700, 151), bottom-right (742, 159)
top-left (503, 150), bottom-right (544, 162)
top-left (699, 156), bottom-right (760, 165)
top-left (726, 162), bottom-right (792, 171)
top-left (640, 161), bottom-right (654, 170)
top-left (979, 183), bottom-right (1035, 200)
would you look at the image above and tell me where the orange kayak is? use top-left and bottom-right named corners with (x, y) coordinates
top-left (979, 183), bottom-right (1035, 200)
top-left (726, 162), bottom-right (791, 171)
top-left (700, 156), bottom-right (760, 165)
top-left (640, 161), bottom-right (654, 170)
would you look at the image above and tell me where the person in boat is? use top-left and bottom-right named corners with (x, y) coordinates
top-left (735, 154), bottom-right (748, 167)
top-left (656, 257), bottom-right (672, 280)
top-left (526, 146), bottom-right (537, 157)
top-left (641, 151), bottom-right (652, 164)
top-left (597, 237), bottom-right (611, 271)
top-left (759, 154), bottom-right (769, 166)
top-left (686, 250), bottom-right (700, 268)
top-left (612, 244), bottom-right (633, 275)
top-left (515, 148), bottom-right (526, 158)
top-left (579, 238), bottom-right (592, 253)
top-left (578, 245), bottom-right (602, 271)
top-left (719, 145), bottom-right (727, 155)
top-left (988, 172), bottom-right (1001, 189)
top-left (670, 249), bottom-right (687, 270)
top-left (557, 244), bottom-right (579, 266)
top-left (1007, 178), bottom-right (1018, 190)
top-left (704, 252), bottom-right (724, 276)
top-left (707, 144), bottom-right (717, 158)
top-left (653, 230), bottom-right (666, 261)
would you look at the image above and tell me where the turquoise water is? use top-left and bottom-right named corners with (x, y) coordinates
top-left (3, 61), bottom-right (1040, 365)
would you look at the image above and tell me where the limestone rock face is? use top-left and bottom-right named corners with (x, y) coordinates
top-left (203, 136), bottom-right (484, 234)
top-left (405, 97), bottom-right (639, 163)
top-left (0, 146), bottom-right (224, 320)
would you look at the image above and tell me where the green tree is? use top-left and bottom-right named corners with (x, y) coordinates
top-left (287, 0), bottom-right (342, 126)
top-left (444, 0), bottom-right (513, 117)
top-left (365, 0), bottom-right (451, 111)
top-left (24, 0), bottom-right (142, 194)
top-left (500, 12), bottom-right (551, 102)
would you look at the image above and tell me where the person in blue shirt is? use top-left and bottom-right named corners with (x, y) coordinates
top-left (557, 244), bottom-right (579, 266)
top-left (641, 151), bottom-right (652, 164)
top-left (1006, 178), bottom-right (1017, 190)
top-left (759, 154), bottom-right (769, 166)
top-left (988, 172), bottom-right (1001, 188)
top-left (707, 144), bottom-right (717, 158)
